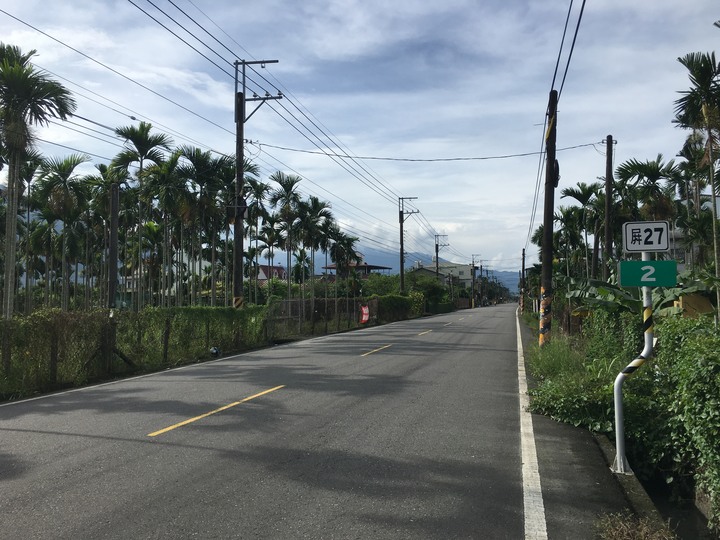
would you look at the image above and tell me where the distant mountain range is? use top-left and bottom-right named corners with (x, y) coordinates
top-left (354, 247), bottom-right (521, 294)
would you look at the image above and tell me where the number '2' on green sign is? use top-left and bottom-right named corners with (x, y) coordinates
top-left (618, 260), bottom-right (677, 287)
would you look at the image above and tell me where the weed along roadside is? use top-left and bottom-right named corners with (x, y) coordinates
top-left (521, 309), bottom-right (718, 539)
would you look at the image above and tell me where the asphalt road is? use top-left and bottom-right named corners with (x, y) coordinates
top-left (1, 305), bottom-right (542, 538)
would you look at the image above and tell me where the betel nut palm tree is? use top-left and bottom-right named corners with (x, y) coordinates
top-left (561, 181), bottom-right (601, 279)
top-left (299, 195), bottom-right (333, 304)
top-left (1, 43), bottom-right (76, 318)
top-left (245, 177), bottom-right (270, 304)
top-left (615, 155), bottom-right (679, 222)
top-left (268, 171), bottom-right (302, 301)
top-left (35, 154), bottom-right (91, 311)
top-left (674, 51), bottom-right (720, 317)
top-left (112, 120), bottom-right (172, 311)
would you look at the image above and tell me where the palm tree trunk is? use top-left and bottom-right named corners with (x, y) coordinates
top-left (706, 125), bottom-right (720, 322)
top-left (591, 222), bottom-right (601, 280)
top-left (2, 154), bottom-right (21, 318)
top-left (254, 219), bottom-right (260, 305)
top-left (25, 185), bottom-right (32, 315)
top-left (324, 251), bottom-right (329, 334)
top-left (211, 228), bottom-right (217, 307)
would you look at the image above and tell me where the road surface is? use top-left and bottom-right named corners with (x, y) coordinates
top-left (1, 305), bottom-right (620, 538)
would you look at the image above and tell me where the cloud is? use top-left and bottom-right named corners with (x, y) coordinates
top-left (2, 0), bottom-right (717, 274)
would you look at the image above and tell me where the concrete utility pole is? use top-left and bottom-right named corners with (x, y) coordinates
top-left (435, 234), bottom-right (448, 279)
top-left (520, 248), bottom-right (526, 313)
top-left (603, 134), bottom-right (614, 281)
top-left (108, 182), bottom-right (119, 309)
top-left (539, 89), bottom-right (558, 347)
top-left (233, 59), bottom-right (282, 308)
top-left (471, 254), bottom-right (481, 308)
top-left (399, 197), bottom-right (418, 294)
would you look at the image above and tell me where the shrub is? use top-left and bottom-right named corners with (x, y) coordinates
top-left (654, 315), bottom-right (720, 530)
top-left (527, 309), bottom-right (720, 533)
top-left (376, 294), bottom-right (413, 323)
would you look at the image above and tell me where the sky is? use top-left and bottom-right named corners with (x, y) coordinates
top-left (1, 0), bottom-right (718, 274)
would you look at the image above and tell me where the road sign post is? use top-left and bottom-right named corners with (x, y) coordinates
top-left (613, 221), bottom-right (675, 474)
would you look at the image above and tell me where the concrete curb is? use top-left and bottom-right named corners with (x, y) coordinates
top-left (593, 432), bottom-right (665, 525)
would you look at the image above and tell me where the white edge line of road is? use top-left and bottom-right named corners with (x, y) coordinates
top-left (516, 309), bottom-right (549, 540)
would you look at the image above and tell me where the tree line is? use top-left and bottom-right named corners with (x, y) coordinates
top-left (1, 42), bottom-right (366, 317)
top-left (526, 51), bottom-right (720, 317)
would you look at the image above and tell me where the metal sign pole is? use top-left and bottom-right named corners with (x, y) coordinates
top-left (612, 251), bottom-right (654, 474)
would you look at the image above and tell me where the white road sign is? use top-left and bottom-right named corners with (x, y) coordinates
top-left (622, 221), bottom-right (670, 253)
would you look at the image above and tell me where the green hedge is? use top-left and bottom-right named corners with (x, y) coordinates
top-left (527, 310), bottom-right (720, 531)
top-left (654, 315), bottom-right (720, 529)
top-left (375, 294), bottom-right (414, 323)
top-left (1, 292), bottom-right (430, 401)
top-left (0, 306), bottom-right (269, 400)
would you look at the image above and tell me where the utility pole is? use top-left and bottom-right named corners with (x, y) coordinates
top-left (435, 234), bottom-right (448, 280)
top-left (539, 89), bottom-right (558, 347)
top-left (399, 197), bottom-right (418, 294)
top-left (603, 134), bottom-right (614, 281)
top-left (520, 248), bottom-right (526, 313)
top-left (471, 254), bottom-right (481, 308)
top-left (108, 182), bottom-right (119, 309)
top-left (233, 59), bottom-right (282, 308)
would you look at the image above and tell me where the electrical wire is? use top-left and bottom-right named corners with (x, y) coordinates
top-left (148, 0), bottom-right (407, 209)
top-left (0, 8), bottom-right (233, 134)
top-left (3, 5), bottom-right (480, 265)
top-left (557, 0), bottom-right (587, 100)
top-left (255, 140), bottom-right (599, 163)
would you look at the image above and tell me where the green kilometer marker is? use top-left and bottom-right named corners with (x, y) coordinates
top-left (618, 260), bottom-right (677, 287)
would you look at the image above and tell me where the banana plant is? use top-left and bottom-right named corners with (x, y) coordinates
top-left (562, 268), bottom-right (710, 316)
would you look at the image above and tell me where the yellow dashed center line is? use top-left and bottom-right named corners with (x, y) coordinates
top-left (418, 330), bottom-right (432, 336)
top-left (148, 385), bottom-right (285, 437)
top-left (361, 344), bottom-right (393, 357)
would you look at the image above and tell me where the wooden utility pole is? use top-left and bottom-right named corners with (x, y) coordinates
top-left (603, 134), bottom-right (614, 280)
top-left (539, 90), bottom-right (558, 347)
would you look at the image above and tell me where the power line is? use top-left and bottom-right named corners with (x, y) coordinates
top-left (127, 0), bottom-right (234, 79)
top-left (254, 140), bottom-right (600, 162)
top-left (146, 1), bottom-right (410, 212)
top-left (4, 6), bottom-right (444, 259)
top-left (557, 0), bottom-right (587, 99)
top-left (0, 9), bottom-right (233, 134)
top-left (550, 0), bottom-right (575, 91)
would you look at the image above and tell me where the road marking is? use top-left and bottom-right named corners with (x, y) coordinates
top-left (147, 385), bottom-right (285, 437)
top-left (360, 344), bottom-right (392, 357)
top-left (516, 311), bottom-right (548, 539)
top-left (458, 317), bottom-right (465, 321)
top-left (417, 330), bottom-right (432, 336)
top-left (443, 322), bottom-right (452, 327)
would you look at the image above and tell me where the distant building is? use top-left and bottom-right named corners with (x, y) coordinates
top-left (411, 261), bottom-right (479, 290)
top-left (322, 258), bottom-right (392, 279)
top-left (256, 264), bottom-right (287, 284)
